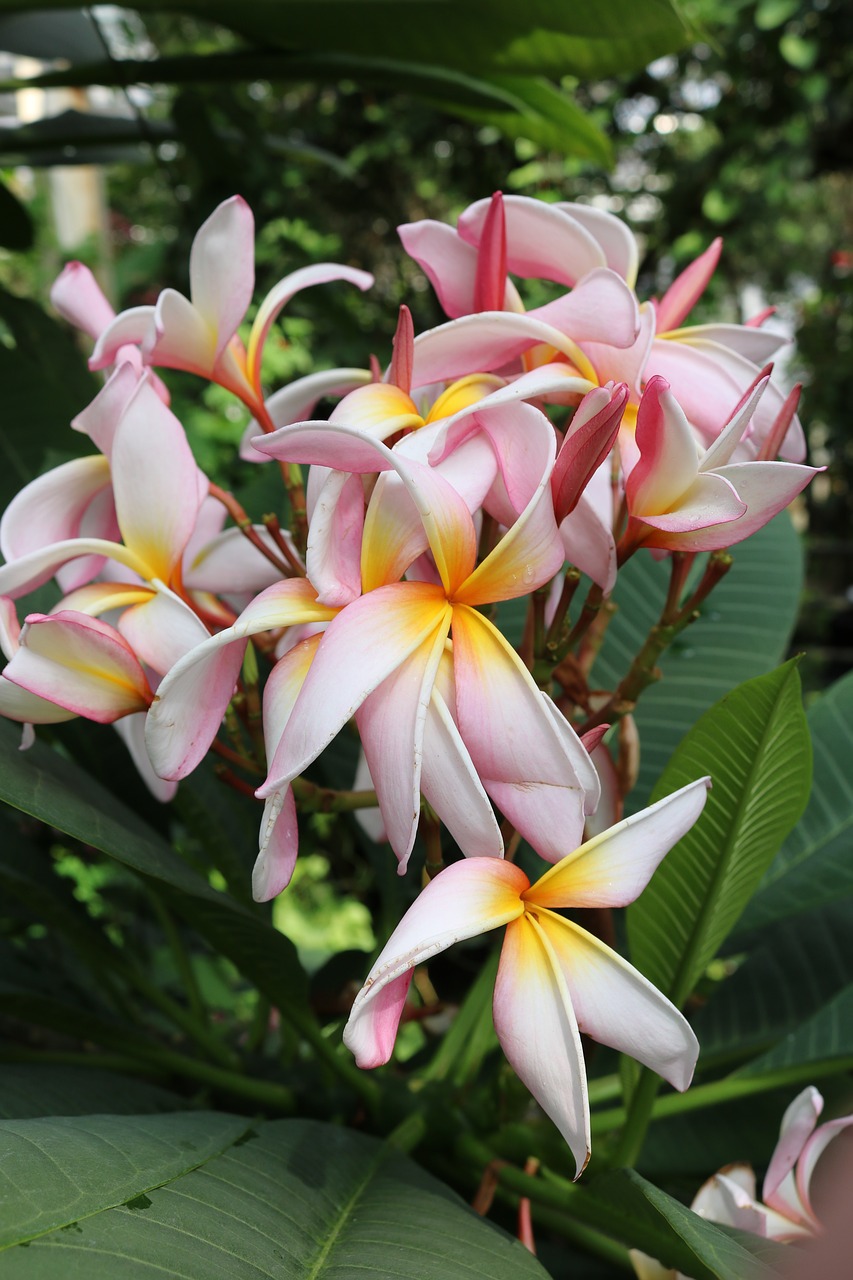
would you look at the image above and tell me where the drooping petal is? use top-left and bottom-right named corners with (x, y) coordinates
top-left (493, 913), bottom-right (590, 1177)
top-left (356, 624), bottom-right (450, 870)
top-left (4, 612), bottom-right (152, 723)
top-left (344, 857), bottom-right (527, 1068)
top-left (451, 605), bottom-right (590, 860)
top-left (113, 713), bottom-right (177, 803)
top-left (261, 583), bottom-right (450, 795)
top-left (145, 579), bottom-right (335, 780)
top-left (532, 909), bottom-right (698, 1091)
top-left (246, 263), bottom-right (373, 397)
top-left (188, 195), bottom-right (255, 362)
top-left (529, 777), bottom-right (710, 908)
top-left (420, 681), bottom-right (504, 860)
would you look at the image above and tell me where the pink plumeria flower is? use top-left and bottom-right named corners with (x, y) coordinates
top-left (88, 196), bottom-right (373, 423)
top-left (345, 776), bottom-right (709, 1177)
top-left (0, 596), bottom-right (76, 746)
top-left (630, 1087), bottom-right (853, 1279)
top-left (618, 374), bottom-right (818, 559)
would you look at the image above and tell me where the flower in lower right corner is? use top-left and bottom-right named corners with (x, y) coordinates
top-left (630, 1085), bottom-right (853, 1279)
top-left (344, 776), bottom-right (710, 1178)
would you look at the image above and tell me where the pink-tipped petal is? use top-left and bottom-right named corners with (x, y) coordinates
top-left (533, 910), bottom-right (698, 1091)
top-left (0, 454), bottom-right (112, 564)
top-left (305, 471), bottom-right (365, 607)
top-left (627, 377), bottom-right (702, 515)
top-left (494, 914), bottom-right (590, 1177)
top-left (398, 219), bottom-right (481, 318)
top-left (72, 361), bottom-right (142, 458)
top-left (189, 195), bottom-right (254, 362)
top-left (51, 261), bottom-right (115, 341)
top-left (473, 192), bottom-right (508, 313)
top-left (5, 612), bottom-right (152, 722)
top-left (344, 857), bottom-right (527, 1067)
top-left (89, 306), bottom-right (155, 371)
top-left (763, 1087), bottom-right (823, 1221)
top-left (553, 383), bottom-right (627, 522)
top-left (655, 238), bottom-right (722, 333)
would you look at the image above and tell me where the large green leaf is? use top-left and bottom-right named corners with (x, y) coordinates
top-left (0, 1118), bottom-right (549, 1277)
top-left (453, 74), bottom-right (612, 164)
top-left (583, 1168), bottom-right (788, 1280)
top-left (593, 513), bottom-right (804, 812)
top-left (693, 899), bottom-right (853, 1068)
top-left (739, 668), bottom-right (853, 930)
top-left (0, 1111), bottom-right (252, 1248)
top-left (737, 982), bottom-right (853, 1079)
top-left (0, 0), bottom-right (693, 80)
top-left (627, 661), bottom-right (812, 1006)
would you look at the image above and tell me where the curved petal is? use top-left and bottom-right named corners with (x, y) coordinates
top-left (253, 787), bottom-right (299, 902)
top-left (666, 323), bottom-right (788, 364)
top-left (796, 1113), bottom-right (853, 1224)
top-left (261, 583), bottom-right (450, 795)
top-left (146, 579), bottom-right (335, 779)
top-left (529, 777), bottom-right (710, 909)
top-left (458, 195), bottom-right (606, 286)
top-left (305, 470), bottom-right (365, 606)
top-left (356, 623), bottom-right (449, 870)
top-left (763, 1086), bottom-right (822, 1220)
top-left (72, 360), bottom-right (142, 459)
top-left (246, 263), bottom-right (373, 396)
top-left (582, 304), bottom-right (656, 394)
top-left (634, 472), bottom-right (747, 535)
top-left (559, 492), bottom-right (617, 593)
top-left (411, 312), bottom-right (603, 389)
top-left (628, 378), bottom-right (701, 515)
top-left (0, 454), bottom-right (111, 563)
top-left (0, 672), bottom-right (77, 726)
top-left (556, 201), bottom-right (639, 287)
top-left (343, 857), bottom-right (527, 1068)
top-left (89, 306), bottom-right (156, 371)
top-left (184, 526), bottom-right (285, 596)
top-left (494, 913), bottom-right (590, 1177)
top-left (0, 536), bottom-right (147, 600)
top-left (239, 368), bottom-right (374, 461)
top-left (5, 612), bottom-right (152, 723)
top-left (451, 605), bottom-right (590, 861)
top-left (533, 909), bottom-right (698, 1091)
top-left (145, 288), bottom-right (216, 375)
top-left (118, 590), bottom-right (210, 676)
top-left (189, 195), bottom-right (254, 361)
top-left (51, 261), bottom-right (116, 341)
top-left (530, 269), bottom-right (640, 349)
top-left (398, 218), bottom-right (481, 318)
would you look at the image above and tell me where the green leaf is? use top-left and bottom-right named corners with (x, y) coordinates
top-left (448, 75), bottom-right (613, 164)
top-left (627, 661), bottom-right (812, 1006)
top-left (737, 982), bottom-right (853, 1079)
top-left (0, 1066), bottom-right (184, 1120)
top-left (694, 900), bottom-right (853, 1068)
top-left (0, 1118), bottom-right (549, 1277)
top-left (583, 1168), bottom-right (788, 1280)
top-left (593, 514), bottom-right (804, 813)
top-left (739, 668), bottom-right (853, 929)
top-left (0, 1111), bottom-right (252, 1248)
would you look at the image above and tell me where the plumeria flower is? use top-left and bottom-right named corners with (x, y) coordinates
top-left (147, 399), bottom-right (600, 883)
top-left (630, 1086), bottom-right (853, 1279)
top-left (88, 195), bottom-right (373, 424)
top-left (618, 374), bottom-right (818, 559)
top-left (344, 776), bottom-right (710, 1176)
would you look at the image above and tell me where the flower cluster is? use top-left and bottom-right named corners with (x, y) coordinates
top-left (0, 192), bottom-right (818, 1173)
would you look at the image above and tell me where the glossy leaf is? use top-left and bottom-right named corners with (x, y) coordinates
top-left (593, 513), bottom-right (804, 813)
top-left (0, 1118), bottom-right (549, 1278)
top-left (627, 661), bottom-right (811, 1007)
top-left (739, 667), bottom-right (853, 929)
top-left (0, 1111), bottom-right (252, 1248)
top-left (583, 1168), bottom-right (788, 1280)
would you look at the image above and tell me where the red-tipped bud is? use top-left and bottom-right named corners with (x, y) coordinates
top-left (388, 304), bottom-right (414, 394)
top-left (473, 191), bottom-right (507, 313)
top-left (552, 383), bottom-right (628, 523)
